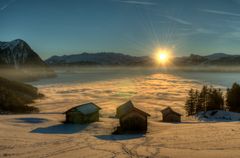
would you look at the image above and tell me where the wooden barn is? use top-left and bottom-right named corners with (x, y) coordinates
top-left (115, 100), bottom-right (150, 134)
top-left (161, 107), bottom-right (181, 122)
top-left (64, 102), bottom-right (101, 124)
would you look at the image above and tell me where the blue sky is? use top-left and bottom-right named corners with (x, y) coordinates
top-left (1, 0), bottom-right (240, 59)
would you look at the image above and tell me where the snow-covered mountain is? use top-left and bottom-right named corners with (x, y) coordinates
top-left (0, 39), bottom-right (55, 81)
top-left (46, 52), bottom-right (151, 66)
top-left (0, 39), bottom-right (46, 68)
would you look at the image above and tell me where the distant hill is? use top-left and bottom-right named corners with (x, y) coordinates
top-left (45, 52), bottom-right (152, 66)
top-left (46, 52), bottom-right (240, 67)
top-left (0, 39), bottom-right (56, 81)
top-left (204, 53), bottom-right (230, 61)
top-left (45, 52), bottom-right (240, 66)
top-left (174, 53), bottom-right (240, 66)
top-left (0, 77), bottom-right (41, 114)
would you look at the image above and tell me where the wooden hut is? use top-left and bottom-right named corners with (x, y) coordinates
top-left (161, 107), bottom-right (181, 122)
top-left (115, 100), bottom-right (150, 133)
top-left (64, 102), bottom-right (101, 124)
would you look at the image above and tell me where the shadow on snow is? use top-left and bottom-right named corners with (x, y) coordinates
top-left (31, 123), bottom-right (89, 134)
top-left (96, 134), bottom-right (144, 141)
top-left (15, 118), bottom-right (49, 124)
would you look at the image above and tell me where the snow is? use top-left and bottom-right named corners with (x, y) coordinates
top-left (0, 39), bottom-right (30, 68)
top-left (1, 114), bottom-right (240, 158)
top-left (1, 73), bottom-right (240, 157)
top-left (0, 39), bottom-right (22, 51)
top-left (75, 103), bottom-right (100, 115)
top-left (197, 110), bottom-right (240, 122)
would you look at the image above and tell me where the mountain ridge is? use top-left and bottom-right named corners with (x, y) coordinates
top-left (46, 52), bottom-right (240, 66)
top-left (45, 52), bottom-right (152, 66)
top-left (0, 39), bottom-right (56, 81)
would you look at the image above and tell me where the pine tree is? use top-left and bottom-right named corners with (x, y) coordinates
top-left (185, 89), bottom-right (196, 116)
top-left (207, 87), bottom-right (224, 111)
top-left (226, 83), bottom-right (240, 112)
top-left (195, 90), bottom-right (203, 113)
top-left (185, 85), bottom-right (225, 116)
top-left (199, 85), bottom-right (208, 112)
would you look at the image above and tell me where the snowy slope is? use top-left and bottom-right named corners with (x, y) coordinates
top-left (0, 39), bottom-right (55, 81)
top-left (0, 39), bottom-right (46, 68)
top-left (197, 110), bottom-right (240, 121)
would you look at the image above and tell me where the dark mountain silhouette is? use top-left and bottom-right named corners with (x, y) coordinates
top-left (45, 52), bottom-right (153, 66)
top-left (174, 53), bottom-right (240, 66)
top-left (46, 52), bottom-right (240, 66)
top-left (0, 39), bottom-right (55, 81)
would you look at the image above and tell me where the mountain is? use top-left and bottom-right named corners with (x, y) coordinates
top-left (174, 53), bottom-right (240, 66)
top-left (204, 53), bottom-right (230, 61)
top-left (45, 52), bottom-right (152, 66)
top-left (0, 39), bottom-right (55, 81)
top-left (46, 52), bottom-right (240, 67)
top-left (0, 76), bottom-right (41, 114)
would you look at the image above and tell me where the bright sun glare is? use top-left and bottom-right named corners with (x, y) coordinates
top-left (155, 49), bottom-right (171, 64)
top-left (159, 53), bottom-right (167, 61)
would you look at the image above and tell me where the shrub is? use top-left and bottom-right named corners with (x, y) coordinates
top-left (0, 77), bottom-right (40, 114)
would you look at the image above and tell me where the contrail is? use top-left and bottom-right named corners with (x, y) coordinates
top-left (116, 0), bottom-right (156, 6)
top-left (0, 0), bottom-right (16, 11)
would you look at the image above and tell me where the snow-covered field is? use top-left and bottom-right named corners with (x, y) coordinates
top-left (1, 72), bottom-right (240, 158)
top-left (1, 114), bottom-right (240, 158)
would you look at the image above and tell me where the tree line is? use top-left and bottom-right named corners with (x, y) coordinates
top-left (185, 82), bottom-right (240, 116)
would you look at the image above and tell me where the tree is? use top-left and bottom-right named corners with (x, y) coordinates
top-left (198, 86), bottom-right (208, 112)
top-left (206, 87), bottom-right (224, 111)
top-left (185, 89), bottom-right (196, 116)
top-left (185, 85), bottom-right (225, 116)
top-left (226, 82), bottom-right (240, 112)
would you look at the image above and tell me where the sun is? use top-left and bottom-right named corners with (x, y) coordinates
top-left (159, 53), bottom-right (168, 61)
top-left (155, 48), bottom-right (171, 64)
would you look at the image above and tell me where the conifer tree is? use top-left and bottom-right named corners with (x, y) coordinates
top-left (226, 83), bottom-right (240, 112)
top-left (185, 88), bottom-right (196, 116)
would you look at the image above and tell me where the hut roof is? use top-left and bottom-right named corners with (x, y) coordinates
top-left (64, 102), bottom-right (101, 115)
top-left (161, 107), bottom-right (182, 116)
top-left (116, 100), bottom-right (150, 118)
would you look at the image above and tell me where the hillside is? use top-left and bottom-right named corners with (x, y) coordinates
top-left (174, 53), bottom-right (240, 66)
top-left (45, 52), bottom-right (152, 66)
top-left (0, 77), bottom-right (41, 114)
top-left (0, 39), bottom-right (56, 81)
top-left (46, 52), bottom-right (240, 67)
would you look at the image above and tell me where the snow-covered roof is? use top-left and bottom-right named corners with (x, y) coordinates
top-left (65, 102), bottom-right (101, 115)
top-left (116, 100), bottom-right (150, 118)
top-left (161, 107), bottom-right (182, 116)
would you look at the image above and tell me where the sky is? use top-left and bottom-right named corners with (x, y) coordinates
top-left (1, 0), bottom-right (240, 59)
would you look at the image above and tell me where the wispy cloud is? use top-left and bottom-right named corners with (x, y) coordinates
top-left (164, 16), bottom-right (192, 25)
top-left (0, 4), bottom-right (8, 11)
top-left (221, 25), bottom-right (240, 40)
top-left (0, 0), bottom-right (15, 11)
top-left (117, 0), bottom-right (156, 6)
top-left (201, 9), bottom-right (240, 17)
top-left (196, 28), bottom-right (217, 34)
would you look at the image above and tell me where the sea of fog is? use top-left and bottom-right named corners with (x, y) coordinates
top-left (30, 67), bottom-right (240, 88)
top-left (30, 67), bottom-right (240, 116)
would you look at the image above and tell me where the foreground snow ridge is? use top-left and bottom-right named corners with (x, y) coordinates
top-left (197, 110), bottom-right (240, 122)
